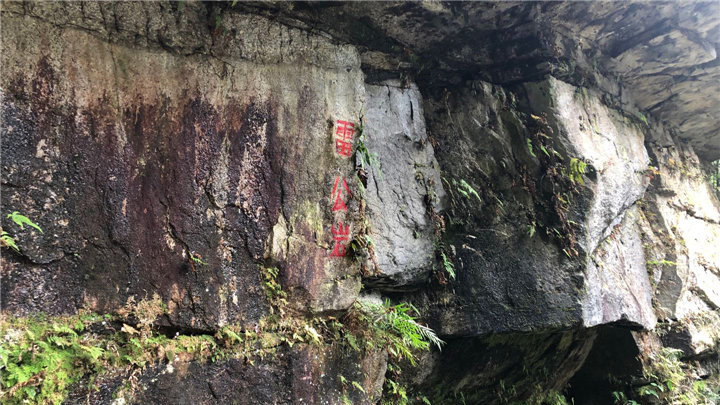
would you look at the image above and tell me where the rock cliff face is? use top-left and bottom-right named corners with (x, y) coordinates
top-left (1, 2), bottom-right (719, 405)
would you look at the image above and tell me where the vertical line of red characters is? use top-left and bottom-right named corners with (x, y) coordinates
top-left (330, 120), bottom-right (355, 257)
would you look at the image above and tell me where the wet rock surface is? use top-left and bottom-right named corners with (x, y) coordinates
top-left (1, 1), bottom-right (365, 326)
top-left (410, 328), bottom-right (596, 404)
top-left (128, 345), bottom-right (386, 405)
top-left (410, 77), bottom-right (656, 336)
top-left (2, 1), bottom-right (720, 404)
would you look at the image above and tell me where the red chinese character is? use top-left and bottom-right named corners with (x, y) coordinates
top-left (335, 120), bottom-right (355, 157)
top-left (335, 139), bottom-right (353, 157)
top-left (336, 120), bottom-right (355, 140)
top-left (331, 176), bottom-right (352, 212)
top-left (330, 222), bottom-right (349, 257)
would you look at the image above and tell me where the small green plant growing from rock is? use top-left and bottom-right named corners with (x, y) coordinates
top-left (1, 212), bottom-right (42, 253)
top-left (527, 221), bottom-right (537, 238)
top-left (518, 389), bottom-right (570, 405)
top-left (612, 391), bottom-right (639, 405)
top-left (1, 231), bottom-right (19, 252)
top-left (456, 179), bottom-right (481, 202)
top-left (352, 299), bottom-right (444, 364)
top-left (647, 259), bottom-right (677, 267)
top-left (527, 138), bottom-right (537, 157)
top-left (343, 298), bottom-right (442, 405)
top-left (1, 313), bottom-right (108, 404)
top-left (339, 374), bottom-right (363, 405)
top-left (636, 112), bottom-right (649, 127)
top-left (380, 363), bottom-right (433, 405)
top-left (382, 374), bottom-right (409, 405)
top-left (638, 382), bottom-right (665, 400)
top-left (709, 159), bottom-right (720, 193)
top-left (190, 252), bottom-right (208, 266)
top-left (634, 346), bottom-right (720, 405)
top-left (262, 266), bottom-right (288, 314)
top-left (372, 302), bottom-right (438, 402)
top-left (566, 158), bottom-right (587, 185)
top-left (432, 241), bottom-right (456, 284)
top-left (355, 119), bottom-right (383, 180)
top-left (7, 212), bottom-right (43, 233)
top-left (0, 294), bottom-right (169, 405)
top-left (440, 251), bottom-right (456, 280)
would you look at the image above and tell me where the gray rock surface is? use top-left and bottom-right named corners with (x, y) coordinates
top-left (524, 78), bottom-right (654, 329)
top-left (415, 77), bottom-right (656, 335)
top-left (1, 2), bottom-right (720, 404)
top-left (361, 81), bottom-right (445, 288)
top-left (638, 131), bottom-right (720, 357)
top-left (256, 1), bottom-right (720, 161)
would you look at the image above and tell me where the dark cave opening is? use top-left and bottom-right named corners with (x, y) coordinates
top-left (566, 325), bottom-right (644, 404)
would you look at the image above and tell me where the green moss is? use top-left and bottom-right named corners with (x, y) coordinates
top-left (1, 313), bottom-right (110, 404)
top-left (1, 267), bottom-right (443, 405)
top-left (0, 302), bottom-right (321, 404)
top-left (291, 200), bottom-right (324, 239)
top-left (639, 347), bottom-right (720, 405)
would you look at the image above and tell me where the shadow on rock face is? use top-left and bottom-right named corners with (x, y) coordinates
top-left (414, 328), bottom-right (596, 405)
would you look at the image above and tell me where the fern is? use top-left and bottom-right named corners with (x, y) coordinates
top-left (262, 266), bottom-right (288, 312)
top-left (356, 299), bottom-right (444, 366)
top-left (355, 122), bottom-right (383, 180)
top-left (352, 381), bottom-right (366, 394)
top-left (440, 252), bottom-right (456, 280)
top-left (7, 212), bottom-right (43, 233)
top-left (1, 231), bottom-right (19, 251)
top-left (2, 212), bottom-right (43, 253)
top-left (567, 158), bottom-right (587, 185)
top-left (453, 179), bottom-right (481, 202)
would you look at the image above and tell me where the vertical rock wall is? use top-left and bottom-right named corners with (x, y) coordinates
top-left (360, 81), bottom-right (444, 289)
top-left (1, 3), bottom-right (380, 404)
top-left (1, 2), bottom-right (719, 404)
top-left (1, 1), bottom-right (366, 327)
